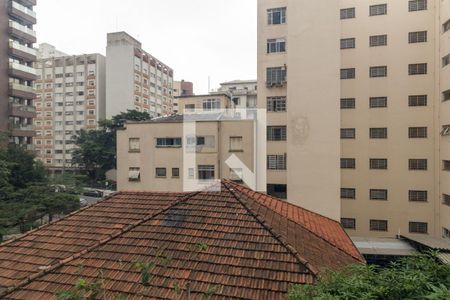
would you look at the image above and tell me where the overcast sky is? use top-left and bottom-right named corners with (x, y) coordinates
top-left (34, 0), bottom-right (257, 94)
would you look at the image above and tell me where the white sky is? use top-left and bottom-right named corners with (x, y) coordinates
top-left (34, 0), bottom-right (257, 94)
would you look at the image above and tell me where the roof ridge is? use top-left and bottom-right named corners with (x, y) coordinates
top-left (224, 181), bottom-right (365, 263)
top-left (222, 183), bottom-right (319, 276)
top-left (0, 190), bottom-right (201, 298)
top-left (0, 191), bottom-right (122, 248)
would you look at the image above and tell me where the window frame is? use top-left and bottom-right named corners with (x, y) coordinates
top-left (155, 167), bottom-right (167, 178)
top-left (369, 4), bottom-right (387, 16)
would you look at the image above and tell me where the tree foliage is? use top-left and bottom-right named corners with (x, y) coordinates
top-left (287, 253), bottom-right (450, 300)
top-left (71, 110), bottom-right (152, 183)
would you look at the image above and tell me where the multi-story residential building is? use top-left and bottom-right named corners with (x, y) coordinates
top-left (34, 49), bottom-right (105, 172)
top-left (117, 114), bottom-right (255, 192)
top-left (173, 80), bottom-right (194, 113)
top-left (217, 80), bottom-right (257, 109)
top-left (37, 43), bottom-right (67, 59)
top-left (106, 32), bottom-right (174, 118)
top-left (176, 94), bottom-right (234, 113)
top-left (258, 0), bottom-right (450, 237)
top-left (0, 0), bottom-right (37, 147)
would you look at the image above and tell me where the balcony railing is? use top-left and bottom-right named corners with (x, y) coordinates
top-left (10, 61), bottom-right (36, 75)
top-left (9, 40), bottom-right (37, 56)
top-left (11, 1), bottom-right (36, 19)
top-left (9, 102), bottom-right (36, 113)
top-left (9, 82), bottom-right (35, 94)
top-left (10, 123), bottom-right (35, 131)
top-left (9, 20), bottom-right (36, 38)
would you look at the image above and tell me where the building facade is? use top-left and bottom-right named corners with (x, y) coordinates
top-left (0, 0), bottom-right (37, 147)
top-left (258, 0), bottom-right (450, 236)
top-left (34, 51), bottom-right (105, 172)
top-left (37, 43), bottom-right (67, 59)
top-left (217, 80), bottom-right (257, 110)
top-left (173, 80), bottom-right (194, 113)
top-left (117, 115), bottom-right (255, 192)
top-left (175, 94), bottom-right (234, 113)
top-left (106, 31), bottom-right (174, 119)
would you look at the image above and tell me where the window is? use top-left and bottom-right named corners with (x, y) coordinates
top-left (341, 128), bottom-right (356, 139)
top-left (267, 184), bottom-right (287, 199)
top-left (341, 68), bottom-right (355, 79)
top-left (128, 167), bottom-right (140, 181)
top-left (202, 98), bottom-right (221, 111)
top-left (409, 0), bottom-right (427, 11)
top-left (198, 165), bottom-right (215, 180)
top-left (172, 168), bottom-right (180, 178)
top-left (370, 128), bottom-right (387, 139)
top-left (443, 160), bottom-right (450, 171)
top-left (267, 7), bottom-right (286, 25)
top-left (188, 168), bottom-right (194, 179)
top-left (369, 34), bottom-right (387, 47)
top-left (267, 38), bottom-right (286, 53)
top-left (409, 222), bottom-right (428, 234)
top-left (340, 8), bottom-right (355, 19)
top-left (370, 66), bottom-right (387, 77)
top-left (129, 138), bottom-right (140, 152)
top-left (370, 97), bottom-right (387, 108)
top-left (443, 227), bottom-right (450, 239)
top-left (267, 126), bottom-right (287, 141)
top-left (444, 90), bottom-right (450, 102)
top-left (156, 137), bottom-right (182, 147)
top-left (443, 54), bottom-right (450, 68)
top-left (266, 67), bottom-right (287, 85)
top-left (185, 104), bottom-right (195, 112)
top-left (443, 125), bottom-right (450, 136)
top-left (341, 218), bottom-right (356, 229)
top-left (409, 127), bottom-right (427, 138)
top-left (370, 159), bottom-right (388, 170)
top-left (341, 98), bottom-right (355, 109)
top-left (409, 31), bottom-right (427, 43)
top-left (409, 190), bottom-right (428, 202)
top-left (341, 188), bottom-right (356, 199)
top-left (443, 194), bottom-right (450, 206)
top-left (409, 95), bottom-right (427, 106)
top-left (267, 154), bottom-right (287, 170)
top-left (341, 38), bottom-right (355, 49)
top-left (409, 159), bottom-right (428, 170)
top-left (370, 220), bottom-right (388, 231)
top-left (370, 4), bottom-right (387, 16)
top-left (444, 19), bottom-right (450, 33)
top-left (155, 168), bottom-right (167, 177)
top-left (267, 96), bottom-right (286, 112)
top-left (370, 189), bottom-right (388, 200)
top-left (409, 63), bottom-right (427, 75)
top-left (229, 136), bottom-right (243, 152)
top-left (341, 158), bottom-right (356, 169)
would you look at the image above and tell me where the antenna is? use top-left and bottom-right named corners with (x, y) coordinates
top-left (116, 16), bottom-right (118, 31)
top-left (208, 76), bottom-right (210, 93)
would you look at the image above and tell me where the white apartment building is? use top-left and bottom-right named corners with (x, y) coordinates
top-left (34, 50), bottom-right (105, 172)
top-left (106, 32), bottom-right (174, 118)
top-left (216, 80), bottom-right (257, 110)
top-left (258, 0), bottom-right (450, 237)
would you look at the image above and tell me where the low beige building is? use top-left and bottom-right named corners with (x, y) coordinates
top-left (117, 114), bottom-right (255, 192)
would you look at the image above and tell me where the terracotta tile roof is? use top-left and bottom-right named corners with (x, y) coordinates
top-left (0, 181), bottom-right (363, 299)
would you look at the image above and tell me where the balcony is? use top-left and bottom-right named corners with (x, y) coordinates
top-left (14, 0), bottom-right (36, 7)
top-left (10, 61), bottom-right (37, 80)
top-left (9, 82), bottom-right (35, 99)
top-left (9, 1), bottom-right (36, 25)
top-left (8, 102), bottom-right (36, 118)
top-left (9, 20), bottom-right (36, 43)
top-left (9, 122), bottom-right (35, 137)
top-left (9, 40), bottom-right (37, 61)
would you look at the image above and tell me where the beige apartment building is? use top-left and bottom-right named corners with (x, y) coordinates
top-left (258, 0), bottom-right (450, 237)
top-left (117, 114), bottom-right (254, 192)
top-left (173, 80), bottom-right (194, 113)
top-left (34, 49), bottom-right (105, 172)
top-left (106, 32), bottom-right (174, 118)
top-left (0, 0), bottom-right (37, 147)
top-left (216, 80), bottom-right (258, 110)
top-left (176, 93), bottom-right (234, 113)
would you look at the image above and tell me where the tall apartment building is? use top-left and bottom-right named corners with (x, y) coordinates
top-left (106, 32), bottom-right (174, 118)
top-left (34, 50), bottom-right (105, 172)
top-left (173, 80), bottom-right (194, 113)
top-left (258, 0), bottom-right (450, 236)
top-left (0, 0), bottom-right (37, 147)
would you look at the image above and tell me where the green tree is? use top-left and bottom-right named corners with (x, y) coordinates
top-left (287, 253), bottom-right (450, 300)
top-left (72, 110), bottom-right (152, 183)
